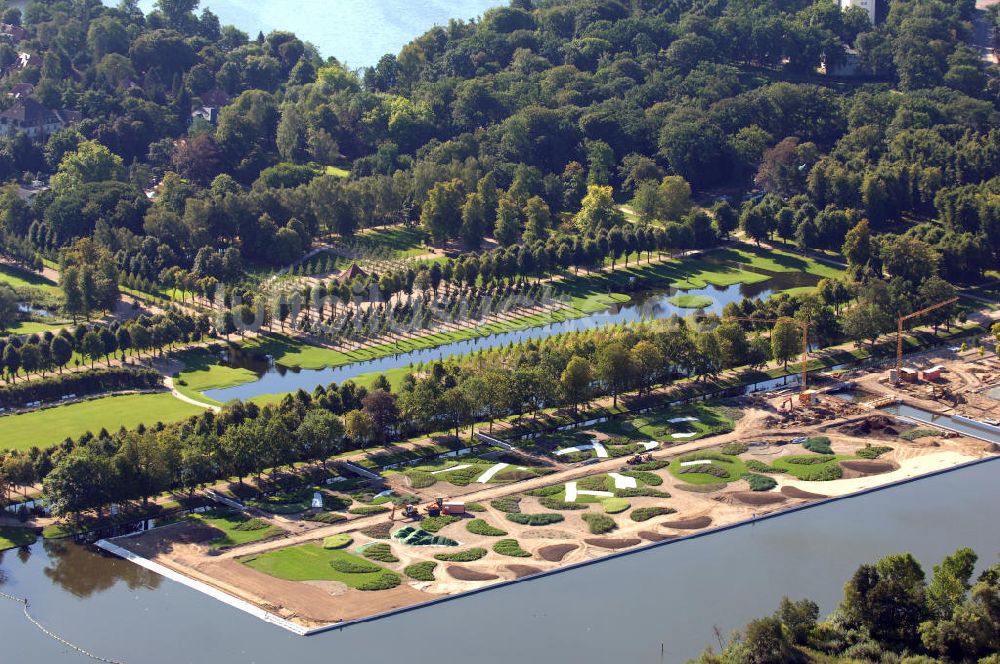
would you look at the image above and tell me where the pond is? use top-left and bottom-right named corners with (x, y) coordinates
top-left (2, 458), bottom-right (999, 663)
top-left (203, 268), bottom-right (818, 402)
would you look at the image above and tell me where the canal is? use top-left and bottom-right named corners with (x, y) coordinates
top-left (204, 269), bottom-right (816, 402)
top-left (3, 458), bottom-right (999, 664)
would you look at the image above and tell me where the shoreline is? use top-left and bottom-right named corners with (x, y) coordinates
top-left (99, 451), bottom-right (1000, 636)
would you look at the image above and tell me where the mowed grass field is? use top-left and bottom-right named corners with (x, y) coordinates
top-left (0, 263), bottom-right (60, 294)
top-left (0, 393), bottom-right (205, 451)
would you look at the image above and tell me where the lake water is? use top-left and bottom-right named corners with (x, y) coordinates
top-left (3, 458), bottom-right (1000, 663)
top-left (204, 269), bottom-right (817, 402)
top-left (132, 0), bottom-right (503, 66)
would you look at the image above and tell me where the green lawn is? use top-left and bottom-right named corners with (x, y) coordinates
top-left (241, 543), bottom-right (399, 588)
top-left (324, 165), bottom-right (350, 178)
top-left (0, 526), bottom-right (37, 550)
top-left (713, 245), bottom-right (845, 280)
top-left (770, 454), bottom-right (853, 480)
top-left (669, 451), bottom-right (748, 484)
top-left (668, 294), bottom-right (714, 309)
top-left (173, 348), bottom-right (258, 405)
top-left (0, 264), bottom-right (59, 293)
top-left (349, 225), bottom-right (427, 259)
top-left (0, 393), bottom-right (204, 451)
top-left (4, 318), bottom-right (74, 335)
top-left (596, 402), bottom-right (735, 443)
top-left (188, 510), bottom-right (284, 549)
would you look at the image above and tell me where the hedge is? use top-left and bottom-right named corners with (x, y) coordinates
top-left (407, 471), bottom-right (436, 489)
top-left (582, 513), bottom-right (616, 534)
top-left (901, 428), bottom-right (938, 441)
top-left (331, 558), bottom-right (383, 574)
top-left (356, 571), bottom-right (402, 591)
top-left (615, 487), bottom-right (670, 498)
top-left (404, 561), bottom-right (437, 581)
top-left (466, 519), bottom-right (507, 537)
top-left (0, 366), bottom-right (162, 409)
top-left (630, 507), bottom-right (676, 522)
top-left (232, 517), bottom-right (270, 531)
top-left (308, 511), bottom-right (348, 525)
top-left (803, 437), bottom-right (833, 454)
top-left (745, 460), bottom-right (780, 473)
top-left (349, 505), bottom-right (390, 516)
top-left (527, 485), bottom-right (563, 497)
top-left (539, 496), bottom-right (588, 510)
top-left (361, 543), bottom-right (399, 562)
top-left (419, 515), bottom-right (459, 533)
top-left (490, 496), bottom-right (521, 514)
top-left (434, 548), bottom-right (487, 562)
top-left (856, 446), bottom-right (892, 459)
top-left (505, 513), bottom-right (564, 526)
top-left (720, 442), bottom-right (749, 456)
top-left (465, 502), bottom-right (487, 512)
top-left (493, 539), bottom-right (531, 557)
top-left (746, 473), bottom-right (777, 491)
top-left (621, 470), bottom-right (663, 486)
top-left (629, 459), bottom-right (670, 471)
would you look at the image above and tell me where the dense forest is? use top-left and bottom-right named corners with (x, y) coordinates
top-left (0, 0), bottom-right (994, 304)
top-left (689, 547), bottom-right (1000, 664)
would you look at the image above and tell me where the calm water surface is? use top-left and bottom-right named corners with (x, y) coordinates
top-left (134, 0), bottom-right (503, 66)
top-left (3, 459), bottom-right (999, 664)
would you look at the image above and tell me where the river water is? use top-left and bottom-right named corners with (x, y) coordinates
top-left (3, 458), bottom-right (999, 664)
top-left (128, 0), bottom-right (503, 66)
top-left (205, 270), bottom-right (816, 402)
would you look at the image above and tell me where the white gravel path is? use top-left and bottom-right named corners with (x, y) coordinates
top-left (476, 462), bottom-right (509, 484)
top-left (608, 472), bottom-right (638, 489)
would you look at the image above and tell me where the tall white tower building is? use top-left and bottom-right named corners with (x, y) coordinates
top-left (840, 0), bottom-right (876, 24)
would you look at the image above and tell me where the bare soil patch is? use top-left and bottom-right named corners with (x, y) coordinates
top-left (507, 565), bottom-right (542, 579)
top-left (302, 580), bottom-right (348, 596)
top-left (538, 543), bottom-right (578, 562)
top-left (639, 531), bottom-right (676, 542)
top-left (661, 515), bottom-right (712, 530)
top-left (840, 459), bottom-right (898, 478)
top-left (120, 521), bottom-right (216, 557)
top-left (447, 566), bottom-right (499, 582)
top-left (585, 537), bottom-right (642, 550)
top-left (781, 486), bottom-right (828, 499)
top-left (729, 491), bottom-right (787, 506)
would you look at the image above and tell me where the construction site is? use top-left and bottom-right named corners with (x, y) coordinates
top-left (102, 336), bottom-right (1000, 631)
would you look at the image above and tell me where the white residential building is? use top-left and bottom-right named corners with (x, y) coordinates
top-left (840, 0), bottom-right (876, 24)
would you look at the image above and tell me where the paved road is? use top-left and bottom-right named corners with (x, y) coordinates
top-left (974, 0), bottom-right (999, 64)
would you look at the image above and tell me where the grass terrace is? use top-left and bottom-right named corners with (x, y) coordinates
top-left (188, 510), bottom-right (285, 549)
top-left (241, 543), bottom-right (401, 590)
top-left (0, 393), bottom-right (205, 452)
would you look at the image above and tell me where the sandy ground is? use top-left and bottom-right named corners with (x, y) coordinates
top-left (114, 388), bottom-right (998, 628)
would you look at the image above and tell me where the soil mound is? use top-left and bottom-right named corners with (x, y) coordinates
top-left (447, 566), bottom-right (498, 582)
top-left (639, 531), bottom-right (676, 542)
top-left (538, 543), bottom-right (577, 562)
top-left (840, 459), bottom-right (898, 477)
top-left (507, 565), bottom-right (542, 579)
top-left (661, 516), bottom-right (712, 530)
top-left (730, 491), bottom-right (787, 506)
top-left (585, 537), bottom-right (642, 550)
top-left (781, 486), bottom-right (828, 499)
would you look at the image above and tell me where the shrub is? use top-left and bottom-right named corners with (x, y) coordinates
top-left (675, 482), bottom-right (727, 493)
top-left (577, 475), bottom-right (611, 491)
top-left (490, 496), bottom-right (521, 513)
top-left (360, 522), bottom-right (394, 539)
top-left (803, 437), bottom-right (833, 454)
top-left (0, 366), bottom-right (162, 409)
top-left (330, 558), bottom-right (383, 574)
top-left (901, 428), bottom-right (938, 441)
top-left (349, 505), bottom-right (390, 515)
top-left (602, 497), bottom-right (630, 514)
top-left (393, 526), bottom-right (458, 547)
top-left (464, 502), bottom-right (486, 512)
top-left (678, 452), bottom-right (734, 464)
top-left (622, 470), bottom-right (663, 486)
top-left (493, 539), bottom-right (531, 557)
top-left (797, 465), bottom-right (843, 481)
top-left (527, 485), bottom-right (564, 497)
top-left (678, 464), bottom-right (729, 478)
top-left (407, 471), bottom-right (436, 489)
top-left (322, 534), bottom-right (352, 549)
top-left (721, 442), bottom-right (749, 456)
top-left (434, 548), bottom-right (487, 562)
top-left (745, 460), bottom-right (779, 473)
top-left (419, 515), bottom-right (459, 533)
top-left (615, 487), bottom-right (670, 498)
top-left (784, 455), bottom-right (836, 465)
top-left (356, 571), bottom-right (402, 591)
top-left (856, 446), bottom-right (892, 459)
top-left (466, 519), bottom-right (507, 536)
top-left (539, 496), bottom-right (588, 510)
top-left (630, 507), bottom-right (676, 522)
top-left (362, 543), bottom-right (399, 562)
top-left (232, 518), bottom-right (270, 531)
top-left (746, 474), bottom-right (777, 491)
top-left (629, 460), bottom-right (670, 471)
top-left (582, 513), bottom-right (616, 534)
top-left (404, 561), bottom-right (437, 581)
top-left (306, 511), bottom-right (348, 525)
top-left (506, 513), bottom-right (564, 526)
